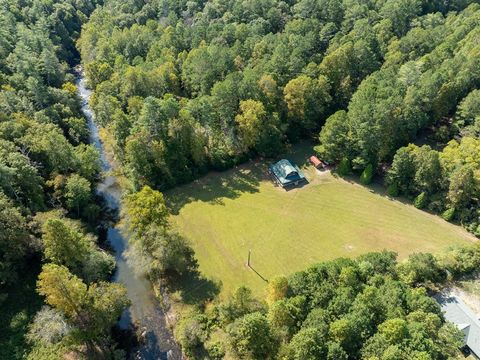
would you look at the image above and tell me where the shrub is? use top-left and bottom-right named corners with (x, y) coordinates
top-left (336, 158), bottom-right (351, 176)
top-left (266, 276), bottom-right (288, 305)
top-left (387, 183), bottom-right (399, 197)
top-left (442, 208), bottom-right (455, 221)
top-left (414, 192), bottom-right (427, 209)
top-left (438, 244), bottom-right (480, 278)
top-left (206, 340), bottom-right (226, 360)
top-left (397, 253), bottom-right (447, 286)
top-left (426, 192), bottom-right (446, 213)
top-left (360, 164), bottom-right (374, 185)
top-left (175, 313), bottom-right (208, 356)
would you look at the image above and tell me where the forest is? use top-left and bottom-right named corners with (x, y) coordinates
top-left (1, 0), bottom-right (480, 359)
top-left (0, 1), bottom-right (129, 358)
top-left (80, 0), bottom-right (480, 235)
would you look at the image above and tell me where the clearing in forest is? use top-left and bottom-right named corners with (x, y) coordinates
top-left (166, 144), bottom-right (477, 298)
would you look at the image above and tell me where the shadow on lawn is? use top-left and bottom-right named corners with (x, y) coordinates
top-left (166, 141), bottom-right (319, 215)
top-left (338, 172), bottom-right (417, 208)
top-left (164, 259), bottom-right (222, 305)
top-left (166, 161), bottom-right (266, 215)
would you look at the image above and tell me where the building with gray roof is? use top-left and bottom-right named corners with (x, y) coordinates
top-left (436, 294), bottom-right (480, 359)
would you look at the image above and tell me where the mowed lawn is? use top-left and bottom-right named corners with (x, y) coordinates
top-left (166, 145), bottom-right (476, 297)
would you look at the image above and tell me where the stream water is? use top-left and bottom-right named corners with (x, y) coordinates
top-left (75, 70), bottom-right (182, 360)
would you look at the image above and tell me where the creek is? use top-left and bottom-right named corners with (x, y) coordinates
top-left (76, 69), bottom-right (182, 360)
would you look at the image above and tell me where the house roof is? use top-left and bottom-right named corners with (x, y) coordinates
top-left (309, 155), bottom-right (322, 167)
top-left (269, 159), bottom-right (305, 185)
top-left (435, 294), bottom-right (480, 357)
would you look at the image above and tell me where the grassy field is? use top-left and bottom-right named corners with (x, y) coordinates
top-left (166, 144), bottom-right (476, 298)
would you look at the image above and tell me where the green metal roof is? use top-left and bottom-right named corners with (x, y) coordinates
top-left (269, 159), bottom-right (306, 186)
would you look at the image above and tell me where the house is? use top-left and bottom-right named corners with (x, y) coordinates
top-left (435, 294), bottom-right (480, 359)
top-left (309, 155), bottom-right (323, 169)
top-left (269, 159), bottom-right (307, 188)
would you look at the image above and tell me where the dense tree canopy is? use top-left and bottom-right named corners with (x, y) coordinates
top-left (175, 250), bottom-right (470, 359)
top-left (0, 1), bottom-right (127, 358)
top-left (79, 0), bottom-right (480, 191)
top-left (3, 0), bottom-right (480, 358)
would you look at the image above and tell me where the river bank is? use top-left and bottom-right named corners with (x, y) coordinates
top-left (75, 68), bottom-right (183, 360)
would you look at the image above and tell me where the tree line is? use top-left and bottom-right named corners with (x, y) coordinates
top-left (316, 4), bottom-right (480, 236)
top-left (119, 184), bottom-right (480, 360)
top-left (79, 0), bottom-right (480, 191)
top-left (174, 244), bottom-right (480, 359)
top-left (0, 1), bottom-right (130, 358)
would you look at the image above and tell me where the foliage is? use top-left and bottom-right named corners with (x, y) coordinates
top-left (316, 110), bottom-right (349, 163)
top-left (125, 185), bottom-right (169, 236)
top-left (359, 164), bottom-right (374, 185)
top-left (414, 192), bottom-right (427, 209)
top-left (219, 287), bottom-right (264, 326)
top-left (0, 192), bottom-right (30, 286)
top-left (336, 158), bottom-right (351, 176)
top-left (175, 311), bottom-right (208, 357)
top-left (37, 264), bottom-right (129, 341)
top-left (266, 276), bottom-right (288, 305)
top-left (397, 253), bottom-right (447, 286)
top-left (42, 219), bottom-right (91, 274)
top-left (189, 251), bottom-right (464, 360)
top-left (125, 185), bottom-right (196, 277)
top-left (442, 208), bottom-right (456, 222)
top-left (41, 217), bottom-right (114, 282)
top-left (386, 138), bottom-right (480, 231)
top-left (387, 183), bottom-right (399, 197)
top-left (454, 89), bottom-right (480, 137)
top-left (78, 0), bottom-right (476, 190)
top-left (438, 243), bottom-right (480, 278)
top-left (0, 1), bottom-right (119, 356)
top-left (228, 312), bottom-right (277, 359)
top-left (26, 306), bottom-right (71, 345)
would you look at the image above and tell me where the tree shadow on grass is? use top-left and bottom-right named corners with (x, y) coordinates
top-left (337, 172), bottom-right (426, 209)
top-left (332, 171), bottom-right (468, 229)
top-left (164, 258), bottom-right (222, 305)
top-left (165, 141), bottom-right (319, 215)
top-left (165, 160), bottom-right (267, 215)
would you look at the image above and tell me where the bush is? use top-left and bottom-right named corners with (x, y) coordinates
top-left (426, 192), bottom-right (446, 213)
top-left (397, 253), bottom-right (447, 286)
top-left (475, 224), bottom-right (480, 237)
top-left (360, 164), bottom-right (374, 185)
top-left (442, 208), bottom-right (455, 221)
top-left (266, 276), bottom-right (288, 305)
top-left (206, 340), bottom-right (226, 360)
top-left (336, 158), bottom-right (351, 176)
top-left (438, 244), bottom-right (480, 278)
top-left (414, 192), bottom-right (427, 209)
top-left (228, 312), bottom-right (276, 359)
top-left (387, 183), bottom-right (399, 197)
top-left (175, 313), bottom-right (208, 356)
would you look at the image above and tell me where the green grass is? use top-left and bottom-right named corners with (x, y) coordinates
top-left (166, 144), bottom-right (476, 298)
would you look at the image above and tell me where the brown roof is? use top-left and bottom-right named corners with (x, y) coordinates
top-left (309, 155), bottom-right (322, 167)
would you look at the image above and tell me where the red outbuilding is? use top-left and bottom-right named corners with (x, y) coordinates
top-left (309, 155), bottom-right (323, 169)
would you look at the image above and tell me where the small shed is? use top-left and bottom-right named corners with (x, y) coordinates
top-left (269, 159), bottom-right (307, 188)
top-left (309, 155), bottom-right (323, 169)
